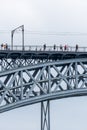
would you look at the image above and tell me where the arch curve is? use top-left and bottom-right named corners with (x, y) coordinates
top-left (0, 58), bottom-right (87, 113)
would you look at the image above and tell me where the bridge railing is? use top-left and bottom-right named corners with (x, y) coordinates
top-left (0, 45), bottom-right (87, 52)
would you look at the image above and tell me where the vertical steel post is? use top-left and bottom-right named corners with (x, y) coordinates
top-left (21, 71), bottom-right (23, 99)
top-left (67, 65), bottom-right (70, 90)
top-left (41, 65), bottom-right (50, 130)
top-left (41, 101), bottom-right (43, 130)
top-left (48, 100), bottom-right (50, 130)
top-left (41, 101), bottom-right (50, 130)
top-left (48, 66), bottom-right (50, 130)
top-left (22, 25), bottom-right (24, 51)
top-left (75, 62), bottom-right (78, 88)
top-left (11, 31), bottom-right (14, 50)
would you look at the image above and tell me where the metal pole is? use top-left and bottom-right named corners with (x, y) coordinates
top-left (11, 25), bottom-right (24, 51)
top-left (48, 100), bottom-right (50, 130)
top-left (41, 101), bottom-right (50, 130)
top-left (22, 25), bottom-right (24, 50)
top-left (11, 31), bottom-right (14, 50)
top-left (41, 101), bottom-right (43, 130)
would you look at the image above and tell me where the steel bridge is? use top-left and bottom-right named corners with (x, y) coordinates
top-left (0, 46), bottom-right (87, 130)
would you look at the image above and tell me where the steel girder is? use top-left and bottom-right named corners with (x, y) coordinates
top-left (0, 58), bottom-right (51, 72)
top-left (0, 58), bottom-right (87, 113)
top-left (1, 58), bottom-right (87, 130)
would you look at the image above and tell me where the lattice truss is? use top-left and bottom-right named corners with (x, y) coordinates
top-left (0, 58), bottom-right (50, 71)
top-left (0, 59), bottom-right (87, 108)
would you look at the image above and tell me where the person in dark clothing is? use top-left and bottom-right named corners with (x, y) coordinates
top-left (53, 44), bottom-right (56, 50)
top-left (60, 44), bottom-right (63, 51)
top-left (76, 44), bottom-right (78, 51)
top-left (1, 44), bottom-right (3, 50)
top-left (64, 45), bottom-right (67, 51)
top-left (43, 44), bottom-right (46, 50)
top-left (5, 44), bottom-right (8, 50)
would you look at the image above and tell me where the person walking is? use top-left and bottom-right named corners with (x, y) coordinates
top-left (76, 44), bottom-right (78, 51)
top-left (53, 44), bottom-right (56, 50)
top-left (43, 44), bottom-right (46, 50)
top-left (60, 44), bottom-right (63, 51)
top-left (64, 44), bottom-right (67, 51)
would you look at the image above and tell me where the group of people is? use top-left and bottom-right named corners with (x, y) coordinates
top-left (59, 44), bottom-right (78, 51)
top-left (43, 44), bottom-right (79, 51)
top-left (1, 44), bottom-right (8, 50)
top-left (0, 43), bottom-right (79, 51)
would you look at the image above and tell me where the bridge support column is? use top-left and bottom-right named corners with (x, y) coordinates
top-left (41, 100), bottom-right (50, 130)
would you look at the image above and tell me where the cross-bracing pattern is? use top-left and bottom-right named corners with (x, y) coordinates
top-left (41, 101), bottom-right (50, 130)
top-left (0, 58), bottom-right (87, 112)
top-left (0, 58), bottom-right (87, 130)
top-left (0, 58), bottom-right (52, 72)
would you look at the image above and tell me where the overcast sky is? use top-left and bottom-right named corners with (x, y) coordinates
top-left (1, 0), bottom-right (87, 46)
top-left (0, 0), bottom-right (87, 130)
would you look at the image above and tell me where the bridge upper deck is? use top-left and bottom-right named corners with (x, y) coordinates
top-left (0, 45), bottom-right (87, 60)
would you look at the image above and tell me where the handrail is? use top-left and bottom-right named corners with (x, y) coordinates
top-left (0, 45), bottom-right (87, 52)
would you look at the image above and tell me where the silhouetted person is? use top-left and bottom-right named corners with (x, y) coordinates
top-left (76, 44), bottom-right (78, 51)
top-left (53, 44), bottom-right (56, 50)
top-left (60, 44), bottom-right (63, 51)
top-left (6, 44), bottom-right (8, 50)
top-left (1, 44), bottom-right (3, 50)
top-left (64, 45), bottom-right (67, 51)
top-left (43, 44), bottom-right (46, 50)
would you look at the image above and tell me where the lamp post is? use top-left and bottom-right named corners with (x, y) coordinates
top-left (22, 25), bottom-right (24, 50)
top-left (11, 25), bottom-right (24, 50)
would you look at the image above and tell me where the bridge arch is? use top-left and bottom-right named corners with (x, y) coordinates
top-left (0, 57), bottom-right (87, 130)
top-left (0, 58), bottom-right (87, 113)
